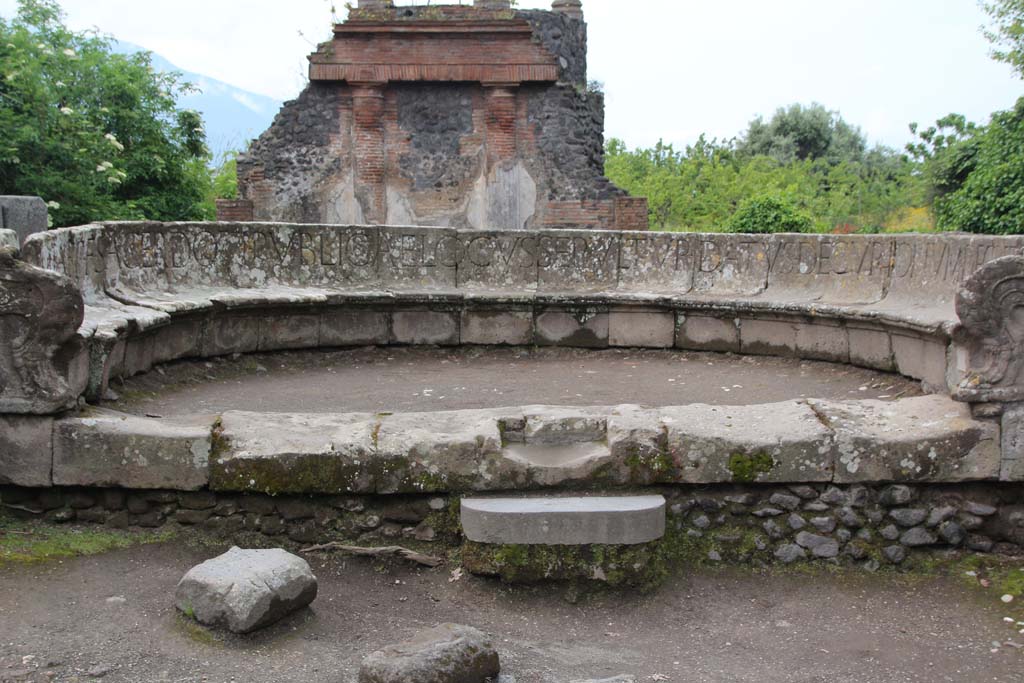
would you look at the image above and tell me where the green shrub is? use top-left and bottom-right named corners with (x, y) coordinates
top-left (726, 194), bottom-right (814, 233)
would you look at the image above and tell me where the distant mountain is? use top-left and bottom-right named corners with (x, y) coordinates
top-left (114, 41), bottom-right (283, 158)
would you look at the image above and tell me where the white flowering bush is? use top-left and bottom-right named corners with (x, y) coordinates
top-left (0, 0), bottom-right (212, 225)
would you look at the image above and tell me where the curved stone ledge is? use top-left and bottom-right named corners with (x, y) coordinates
top-left (6, 222), bottom-right (1022, 494)
top-left (22, 222), bottom-right (1018, 401)
top-left (1, 394), bottom-right (1001, 494)
top-left (205, 395), bottom-right (1004, 495)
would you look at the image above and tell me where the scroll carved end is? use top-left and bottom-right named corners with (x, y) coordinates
top-left (953, 256), bottom-right (1024, 403)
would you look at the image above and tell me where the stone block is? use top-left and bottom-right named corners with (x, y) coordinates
top-left (535, 309), bottom-right (609, 347)
top-left (812, 395), bottom-right (1001, 483)
top-left (460, 309), bottom-right (533, 345)
top-left (0, 415), bottom-right (53, 487)
top-left (53, 411), bottom-right (213, 490)
top-left (175, 547), bottom-right (317, 633)
top-left (1002, 403), bottom-right (1024, 481)
top-left (201, 313), bottom-right (260, 357)
top-left (795, 321), bottom-right (849, 363)
top-left (848, 327), bottom-right (894, 371)
top-left (358, 624), bottom-right (500, 683)
top-left (151, 319), bottom-right (203, 364)
top-left (767, 235), bottom-right (893, 305)
top-left (210, 411), bottom-right (379, 494)
top-left (691, 235), bottom-right (769, 296)
top-left (391, 310), bottom-right (459, 345)
top-left (259, 312), bottom-right (321, 351)
top-left (379, 227), bottom-right (459, 289)
top-left (456, 231), bottom-right (539, 290)
top-left (675, 314), bottom-right (740, 353)
top-left (0, 196), bottom-right (48, 246)
top-left (460, 495), bottom-right (666, 545)
top-left (537, 231), bottom-right (620, 292)
top-left (608, 309), bottom-right (675, 348)
top-left (740, 318), bottom-right (798, 357)
top-left (892, 334), bottom-right (949, 390)
top-left (656, 400), bottom-right (835, 483)
top-left (320, 309), bottom-right (390, 347)
top-left (616, 232), bottom-right (696, 292)
top-left (122, 333), bottom-right (155, 378)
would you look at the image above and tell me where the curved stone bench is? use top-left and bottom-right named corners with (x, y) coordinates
top-left (18, 222), bottom-right (1024, 401)
top-left (3, 222), bottom-right (1023, 494)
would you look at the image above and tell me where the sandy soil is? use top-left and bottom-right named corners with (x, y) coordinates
top-left (111, 347), bottom-right (922, 416)
top-left (0, 537), bottom-right (1021, 683)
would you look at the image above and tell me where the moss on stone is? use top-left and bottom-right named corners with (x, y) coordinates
top-left (462, 539), bottom-right (668, 592)
top-left (727, 452), bottom-right (775, 483)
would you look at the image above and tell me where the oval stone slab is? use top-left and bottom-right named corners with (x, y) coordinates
top-left (174, 547), bottom-right (318, 633)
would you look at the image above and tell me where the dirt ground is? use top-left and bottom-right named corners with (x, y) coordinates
top-left (112, 347), bottom-right (922, 416)
top-left (0, 535), bottom-right (1021, 683)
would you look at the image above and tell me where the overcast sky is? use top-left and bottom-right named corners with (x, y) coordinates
top-left (1, 0), bottom-right (1020, 150)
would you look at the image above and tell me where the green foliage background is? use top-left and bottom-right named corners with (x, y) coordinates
top-left (0, 0), bottom-right (218, 226)
top-left (1, 0), bottom-right (1022, 235)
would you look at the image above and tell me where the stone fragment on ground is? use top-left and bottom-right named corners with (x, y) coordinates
top-left (358, 623), bottom-right (500, 683)
top-left (570, 677), bottom-right (637, 683)
top-left (174, 547), bottom-right (317, 633)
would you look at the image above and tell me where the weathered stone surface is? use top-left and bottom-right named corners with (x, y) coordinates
top-left (53, 410), bottom-right (212, 490)
top-left (812, 395), bottom-right (1001, 483)
top-left (358, 623), bottom-right (500, 683)
top-left (535, 308), bottom-right (609, 347)
top-left (0, 229), bottom-right (18, 253)
top-left (953, 256), bottom-right (1024, 402)
top-left (460, 309), bottom-right (533, 345)
top-left (1001, 403), bottom-right (1024, 481)
top-left (391, 310), bottom-right (459, 346)
top-left (175, 547), bottom-right (317, 633)
top-left (0, 249), bottom-right (85, 413)
top-left (0, 196), bottom-right (48, 247)
top-left (675, 314), bottom-right (740, 353)
top-left (211, 411), bottom-right (379, 494)
top-left (891, 334), bottom-right (949, 390)
top-left (460, 495), bottom-right (666, 545)
top-left (656, 401), bottom-right (834, 483)
top-left (608, 309), bottom-right (674, 348)
top-left (0, 415), bottom-right (53, 487)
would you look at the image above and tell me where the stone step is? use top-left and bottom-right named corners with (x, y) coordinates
top-left (460, 495), bottom-right (666, 546)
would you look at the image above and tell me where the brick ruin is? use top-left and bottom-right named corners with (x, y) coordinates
top-left (218, 0), bottom-right (648, 231)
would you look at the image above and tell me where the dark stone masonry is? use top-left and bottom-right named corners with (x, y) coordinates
top-left (223, 0), bottom-right (648, 231)
top-left (2, 483), bottom-right (1022, 568)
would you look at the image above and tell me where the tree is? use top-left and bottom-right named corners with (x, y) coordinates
top-left (736, 103), bottom-right (867, 165)
top-left (983, 0), bottom-right (1024, 79)
top-left (0, 0), bottom-right (210, 227)
top-left (910, 102), bottom-right (1024, 235)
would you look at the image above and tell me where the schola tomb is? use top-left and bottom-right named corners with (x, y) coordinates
top-left (1, 0), bottom-right (1024, 587)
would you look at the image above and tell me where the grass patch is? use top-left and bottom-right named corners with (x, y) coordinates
top-left (0, 512), bottom-right (176, 565)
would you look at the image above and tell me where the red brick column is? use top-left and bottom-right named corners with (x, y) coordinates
top-left (484, 84), bottom-right (519, 170)
top-left (351, 82), bottom-right (387, 224)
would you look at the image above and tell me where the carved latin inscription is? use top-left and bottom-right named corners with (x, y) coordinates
top-left (0, 248), bottom-right (85, 413)
top-left (954, 256), bottom-right (1024, 403)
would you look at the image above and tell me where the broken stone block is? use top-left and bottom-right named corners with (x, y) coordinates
top-left (174, 547), bottom-right (318, 633)
top-left (53, 410), bottom-right (213, 490)
top-left (358, 623), bottom-right (500, 683)
top-left (811, 395), bottom-right (1001, 483)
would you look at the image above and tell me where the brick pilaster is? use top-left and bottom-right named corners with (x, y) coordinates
top-left (351, 82), bottom-right (387, 224)
top-left (484, 84), bottom-right (519, 170)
